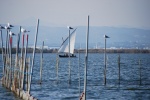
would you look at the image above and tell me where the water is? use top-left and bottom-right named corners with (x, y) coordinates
top-left (0, 53), bottom-right (150, 100)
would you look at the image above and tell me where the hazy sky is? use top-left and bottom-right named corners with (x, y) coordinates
top-left (0, 0), bottom-right (150, 29)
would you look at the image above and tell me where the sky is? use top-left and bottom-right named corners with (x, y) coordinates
top-left (0, 0), bottom-right (150, 29)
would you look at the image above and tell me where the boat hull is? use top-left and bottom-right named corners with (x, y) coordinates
top-left (59, 54), bottom-right (76, 58)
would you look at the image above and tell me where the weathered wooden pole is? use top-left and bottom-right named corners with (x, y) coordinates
top-left (82, 15), bottom-right (89, 100)
top-left (21, 32), bottom-right (25, 59)
top-left (27, 57), bottom-right (31, 93)
top-left (68, 26), bottom-right (73, 84)
top-left (18, 26), bottom-right (22, 91)
top-left (78, 49), bottom-right (80, 97)
top-left (40, 41), bottom-right (44, 84)
top-left (9, 31), bottom-right (15, 90)
top-left (29, 19), bottom-right (39, 94)
top-left (13, 31), bottom-right (20, 91)
top-left (68, 28), bottom-right (71, 84)
top-left (21, 28), bottom-right (25, 90)
top-left (5, 28), bottom-right (9, 87)
top-left (118, 54), bottom-right (120, 85)
top-left (104, 35), bottom-right (109, 85)
top-left (139, 59), bottom-right (141, 85)
top-left (5, 29), bottom-right (8, 57)
top-left (25, 34), bottom-right (29, 91)
top-left (9, 34), bottom-right (12, 89)
top-left (22, 34), bottom-right (29, 90)
top-left (19, 28), bottom-right (24, 90)
top-left (0, 26), bottom-right (5, 77)
top-left (7, 29), bottom-right (11, 58)
top-left (55, 53), bottom-right (59, 83)
top-left (104, 37), bottom-right (106, 85)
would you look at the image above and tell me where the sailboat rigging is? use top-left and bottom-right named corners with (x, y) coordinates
top-left (58, 28), bottom-right (77, 57)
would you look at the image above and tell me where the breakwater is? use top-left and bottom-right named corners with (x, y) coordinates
top-left (0, 48), bottom-right (149, 54)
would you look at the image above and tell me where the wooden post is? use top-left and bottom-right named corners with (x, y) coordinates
top-left (0, 30), bottom-right (5, 77)
top-left (0, 29), bottom-right (6, 86)
top-left (22, 34), bottom-right (28, 90)
top-left (18, 26), bottom-right (21, 91)
top-left (9, 34), bottom-right (12, 89)
top-left (103, 35), bottom-right (110, 86)
top-left (78, 49), bottom-right (80, 97)
top-left (20, 28), bottom-right (25, 90)
top-left (139, 59), bottom-right (141, 85)
top-left (12, 32), bottom-right (20, 92)
top-left (118, 54), bottom-right (120, 85)
top-left (68, 29), bottom-right (71, 84)
top-left (21, 33), bottom-right (25, 59)
top-left (5, 29), bottom-right (8, 58)
top-left (29, 19), bottom-right (39, 94)
top-left (19, 58), bottom-right (23, 90)
top-left (40, 41), bottom-right (44, 84)
top-left (55, 53), bottom-right (59, 83)
top-left (27, 57), bottom-right (30, 93)
top-left (5, 29), bottom-right (9, 88)
top-left (26, 34), bottom-right (29, 91)
top-left (83, 15), bottom-right (89, 100)
top-left (21, 55), bottom-right (25, 90)
top-left (26, 58), bottom-right (28, 91)
top-left (104, 37), bottom-right (106, 85)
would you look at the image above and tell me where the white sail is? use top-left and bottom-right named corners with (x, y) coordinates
top-left (58, 28), bottom-right (77, 54)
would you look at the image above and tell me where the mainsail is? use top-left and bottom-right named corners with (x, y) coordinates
top-left (58, 28), bottom-right (77, 54)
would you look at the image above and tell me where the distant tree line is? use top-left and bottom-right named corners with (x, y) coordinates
top-left (0, 48), bottom-right (150, 54)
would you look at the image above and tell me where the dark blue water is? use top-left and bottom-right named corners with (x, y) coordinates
top-left (0, 53), bottom-right (150, 100)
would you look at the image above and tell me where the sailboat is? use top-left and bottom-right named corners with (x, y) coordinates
top-left (58, 28), bottom-right (77, 57)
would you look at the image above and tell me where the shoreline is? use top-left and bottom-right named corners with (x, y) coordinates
top-left (0, 48), bottom-right (149, 54)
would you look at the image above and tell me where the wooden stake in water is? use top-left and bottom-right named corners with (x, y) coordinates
top-left (18, 26), bottom-right (21, 90)
top-left (40, 41), bottom-right (44, 84)
top-left (139, 59), bottom-right (141, 85)
top-left (12, 32), bottom-right (20, 91)
top-left (104, 35), bottom-right (109, 85)
top-left (67, 26), bottom-right (74, 84)
top-left (27, 57), bottom-right (30, 93)
top-left (68, 27), bottom-right (71, 84)
top-left (78, 49), bottom-right (81, 97)
top-left (118, 54), bottom-right (120, 85)
top-left (5, 29), bottom-right (9, 86)
top-left (0, 28), bottom-right (5, 77)
top-left (83, 15), bottom-right (89, 100)
top-left (56, 53), bottom-right (59, 83)
top-left (5, 29), bottom-right (9, 58)
top-left (29, 19), bottom-right (39, 94)
top-left (104, 37), bottom-right (106, 85)
top-left (21, 32), bottom-right (25, 70)
top-left (69, 28), bottom-right (70, 84)
top-left (20, 30), bottom-right (24, 90)
top-left (9, 34), bottom-right (12, 89)
top-left (22, 34), bottom-right (29, 90)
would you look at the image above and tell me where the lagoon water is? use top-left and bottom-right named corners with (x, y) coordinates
top-left (0, 53), bottom-right (150, 100)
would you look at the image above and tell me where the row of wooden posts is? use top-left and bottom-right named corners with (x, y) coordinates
top-left (1, 17), bottom-right (143, 100)
top-left (0, 19), bottom-right (40, 100)
top-left (56, 15), bottom-right (143, 100)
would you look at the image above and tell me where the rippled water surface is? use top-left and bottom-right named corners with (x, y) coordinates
top-left (0, 53), bottom-right (150, 100)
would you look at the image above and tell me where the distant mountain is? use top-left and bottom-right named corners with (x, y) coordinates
top-left (1, 25), bottom-right (150, 49)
